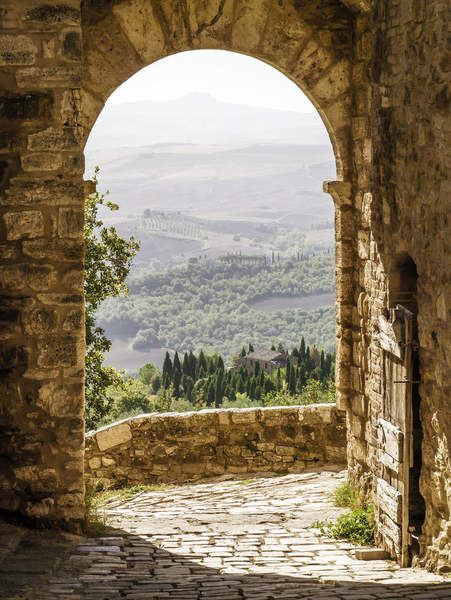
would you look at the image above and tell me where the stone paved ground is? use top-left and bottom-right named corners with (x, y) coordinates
top-left (5, 470), bottom-right (450, 599)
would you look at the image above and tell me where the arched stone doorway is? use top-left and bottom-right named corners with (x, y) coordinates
top-left (79, 0), bottom-right (358, 407)
top-left (1, 0), bottom-right (362, 535)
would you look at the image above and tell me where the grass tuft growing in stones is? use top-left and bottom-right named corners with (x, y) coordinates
top-left (313, 482), bottom-right (374, 545)
top-left (330, 481), bottom-right (362, 510)
top-left (84, 482), bottom-right (174, 534)
top-left (84, 483), bottom-right (111, 536)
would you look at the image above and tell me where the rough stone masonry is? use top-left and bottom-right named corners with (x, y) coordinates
top-left (0, 0), bottom-right (449, 573)
top-left (84, 405), bottom-right (347, 488)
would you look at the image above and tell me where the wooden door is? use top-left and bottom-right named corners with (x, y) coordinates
top-left (377, 305), bottom-right (414, 566)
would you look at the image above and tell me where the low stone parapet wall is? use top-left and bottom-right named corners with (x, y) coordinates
top-left (84, 405), bottom-right (347, 488)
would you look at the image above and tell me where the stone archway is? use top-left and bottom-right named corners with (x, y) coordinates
top-left (1, 0), bottom-right (449, 575)
top-left (0, 0), bottom-right (364, 533)
top-left (79, 0), bottom-right (358, 405)
top-left (80, 0), bottom-right (353, 177)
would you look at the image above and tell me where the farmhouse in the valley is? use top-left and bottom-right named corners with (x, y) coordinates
top-left (236, 349), bottom-right (288, 375)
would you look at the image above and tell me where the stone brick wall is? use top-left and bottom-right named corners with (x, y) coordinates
top-left (0, 1), bottom-right (85, 530)
top-left (0, 0), bottom-right (356, 533)
top-left (345, 0), bottom-right (451, 574)
top-left (84, 405), bottom-right (347, 488)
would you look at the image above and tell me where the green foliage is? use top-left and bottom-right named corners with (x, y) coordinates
top-left (222, 393), bottom-right (261, 409)
top-left (313, 500), bottom-right (374, 546)
top-left (97, 254), bottom-right (335, 358)
top-left (84, 168), bottom-right (140, 430)
top-left (84, 483), bottom-right (111, 535)
top-left (138, 362), bottom-right (159, 385)
top-left (301, 379), bottom-right (335, 405)
top-left (331, 482), bottom-right (362, 510)
top-left (95, 339), bottom-right (335, 428)
top-left (263, 387), bottom-right (299, 407)
top-left (329, 506), bottom-right (375, 545)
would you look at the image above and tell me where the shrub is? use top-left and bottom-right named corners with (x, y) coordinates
top-left (330, 506), bottom-right (374, 545)
top-left (313, 505), bottom-right (374, 546)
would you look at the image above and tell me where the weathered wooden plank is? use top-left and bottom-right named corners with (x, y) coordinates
top-left (378, 512), bottom-right (401, 555)
top-left (377, 478), bottom-right (402, 524)
top-left (379, 330), bottom-right (402, 358)
top-left (379, 314), bottom-right (398, 339)
top-left (380, 450), bottom-right (401, 473)
top-left (378, 418), bottom-right (403, 462)
top-left (378, 314), bottom-right (404, 358)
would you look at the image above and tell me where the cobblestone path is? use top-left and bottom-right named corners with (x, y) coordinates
top-left (21, 471), bottom-right (451, 599)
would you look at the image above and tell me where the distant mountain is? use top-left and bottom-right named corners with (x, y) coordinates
top-left (86, 93), bottom-right (331, 149)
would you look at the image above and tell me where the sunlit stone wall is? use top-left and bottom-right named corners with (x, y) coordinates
top-left (84, 405), bottom-right (347, 488)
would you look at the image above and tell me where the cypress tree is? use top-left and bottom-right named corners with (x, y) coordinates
top-left (197, 350), bottom-right (207, 377)
top-left (248, 343), bottom-right (254, 353)
top-left (188, 351), bottom-right (196, 379)
top-left (286, 359), bottom-right (291, 384)
top-left (254, 361), bottom-right (260, 376)
top-left (215, 371), bottom-right (224, 407)
top-left (264, 377), bottom-right (273, 394)
top-left (217, 355), bottom-right (225, 372)
top-left (277, 368), bottom-right (282, 390)
top-left (240, 346), bottom-right (247, 357)
top-left (289, 366), bottom-right (297, 395)
top-left (299, 364), bottom-right (307, 390)
top-left (182, 352), bottom-right (190, 376)
top-left (250, 378), bottom-right (257, 400)
top-left (208, 357), bottom-right (215, 375)
top-left (207, 382), bottom-right (215, 407)
top-left (320, 350), bottom-right (326, 381)
top-left (162, 352), bottom-right (173, 389)
top-left (300, 337), bottom-right (306, 361)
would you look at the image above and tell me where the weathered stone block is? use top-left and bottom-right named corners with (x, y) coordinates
top-left (62, 309), bottom-right (83, 332)
top-left (23, 308), bottom-right (57, 335)
top-left (62, 30), bottom-right (82, 61)
top-left (89, 456), bottom-right (101, 470)
top-left (0, 344), bottom-right (28, 375)
top-left (0, 92), bottom-right (53, 120)
top-left (0, 244), bottom-right (18, 260)
top-left (37, 336), bottom-right (79, 368)
top-left (21, 152), bottom-right (62, 172)
top-left (16, 66), bottom-right (82, 88)
top-left (0, 264), bottom-right (56, 291)
top-left (231, 410), bottom-right (256, 424)
top-left (58, 207), bottom-right (83, 238)
top-left (28, 127), bottom-right (81, 151)
top-left (26, 6), bottom-right (81, 25)
top-left (4, 177), bottom-right (84, 207)
top-left (355, 548), bottom-right (390, 560)
top-left (37, 380), bottom-right (83, 418)
top-left (96, 423), bottom-right (132, 451)
top-left (0, 35), bottom-right (37, 65)
top-left (3, 210), bottom-right (44, 240)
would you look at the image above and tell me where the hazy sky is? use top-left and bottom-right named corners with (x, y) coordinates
top-left (107, 50), bottom-right (316, 113)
